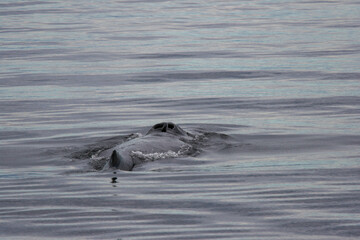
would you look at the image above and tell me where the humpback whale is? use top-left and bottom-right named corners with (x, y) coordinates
top-left (101, 122), bottom-right (194, 171)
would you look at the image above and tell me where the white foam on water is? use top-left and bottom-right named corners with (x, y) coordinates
top-left (130, 145), bottom-right (192, 161)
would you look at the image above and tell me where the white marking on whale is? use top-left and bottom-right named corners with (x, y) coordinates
top-left (101, 122), bottom-right (195, 171)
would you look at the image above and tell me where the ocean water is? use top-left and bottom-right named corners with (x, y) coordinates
top-left (1, 0), bottom-right (360, 239)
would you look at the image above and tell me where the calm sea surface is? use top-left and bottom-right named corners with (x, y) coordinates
top-left (1, 0), bottom-right (360, 239)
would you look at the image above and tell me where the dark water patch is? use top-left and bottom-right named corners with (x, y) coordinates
top-left (2, 71), bottom-right (359, 87)
top-left (32, 51), bottom-right (126, 62)
top-left (133, 70), bottom-right (360, 83)
top-left (106, 35), bottom-right (169, 41)
top-left (0, 40), bottom-right (61, 46)
top-left (281, 49), bottom-right (360, 58)
top-left (130, 51), bottom-right (240, 59)
top-left (0, 26), bottom-right (86, 34)
top-left (0, 131), bottom-right (39, 142)
top-left (132, 70), bottom-right (283, 83)
top-left (232, 133), bottom-right (360, 154)
top-left (320, 72), bottom-right (360, 80)
top-left (118, 0), bottom-right (171, 3)
top-left (0, 99), bottom-right (92, 114)
top-left (0, 49), bottom-right (73, 60)
top-left (326, 22), bottom-right (360, 28)
top-left (0, 1), bottom-right (53, 8)
top-left (0, 73), bottom-right (129, 87)
top-left (301, 0), bottom-right (358, 5)
top-left (185, 22), bottom-right (242, 29)
top-left (278, 219), bottom-right (360, 237)
top-left (0, 8), bottom-right (70, 16)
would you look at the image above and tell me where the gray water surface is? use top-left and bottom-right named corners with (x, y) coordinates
top-left (1, 0), bottom-right (360, 239)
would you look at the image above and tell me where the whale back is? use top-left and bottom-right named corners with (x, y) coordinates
top-left (114, 135), bottom-right (188, 156)
top-left (104, 133), bottom-right (191, 171)
top-left (102, 122), bottom-right (193, 171)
